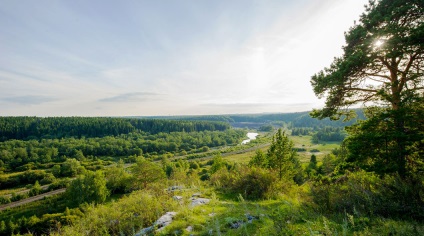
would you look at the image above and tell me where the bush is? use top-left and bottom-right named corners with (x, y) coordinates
top-left (11, 192), bottom-right (29, 202)
top-left (48, 178), bottom-right (70, 191)
top-left (40, 173), bottom-right (56, 185)
top-left (52, 187), bottom-right (177, 236)
top-left (29, 181), bottom-right (42, 197)
top-left (66, 170), bottom-right (109, 205)
top-left (0, 196), bottom-right (10, 204)
top-left (20, 170), bottom-right (47, 185)
top-left (210, 165), bottom-right (288, 200)
top-left (311, 171), bottom-right (424, 220)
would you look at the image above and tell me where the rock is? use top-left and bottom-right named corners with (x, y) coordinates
top-left (229, 221), bottom-right (243, 229)
top-left (186, 225), bottom-right (193, 232)
top-left (168, 186), bottom-right (183, 191)
top-left (191, 193), bottom-right (202, 197)
top-left (245, 213), bottom-right (257, 223)
top-left (135, 212), bottom-right (177, 235)
top-left (190, 197), bottom-right (210, 207)
top-left (156, 212), bottom-right (177, 230)
top-left (208, 213), bottom-right (216, 217)
top-left (135, 226), bottom-right (153, 236)
top-left (173, 195), bottom-right (183, 201)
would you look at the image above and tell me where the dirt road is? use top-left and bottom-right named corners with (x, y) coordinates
top-left (0, 188), bottom-right (66, 211)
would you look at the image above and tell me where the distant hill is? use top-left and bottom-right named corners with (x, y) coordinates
top-left (133, 110), bottom-right (365, 129)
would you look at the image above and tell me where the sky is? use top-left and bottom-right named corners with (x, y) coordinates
top-left (0, 0), bottom-right (369, 116)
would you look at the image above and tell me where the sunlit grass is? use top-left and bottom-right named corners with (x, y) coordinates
top-left (224, 145), bottom-right (269, 164)
top-left (0, 186), bottom-right (27, 196)
top-left (290, 135), bottom-right (340, 162)
top-left (222, 135), bottom-right (341, 164)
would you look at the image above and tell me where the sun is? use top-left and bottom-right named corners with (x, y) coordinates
top-left (374, 39), bottom-right (384, 48)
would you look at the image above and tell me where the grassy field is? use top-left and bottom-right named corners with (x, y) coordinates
top-left (221, 135), bottom-right (341, 164)
top-left (223, 145), bottom-right (270, 164)
top-left (290, 135), bottom-right (340, 162)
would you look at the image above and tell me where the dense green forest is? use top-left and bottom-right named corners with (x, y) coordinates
top-left (0, 129), bottom-right (244, 172)
top-left (0, 117), bottom-right (230, 141)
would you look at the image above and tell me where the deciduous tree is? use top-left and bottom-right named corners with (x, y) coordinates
top-left (66, 170), bottom-right (109, 205)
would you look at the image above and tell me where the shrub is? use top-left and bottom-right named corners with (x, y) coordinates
top-left (20, 170), bottom-right (47, 184)
top-left (66, 170), bottom-right (109, 205)
top-left (311, 170), bottom-right (424, 220)
top-left (29, 181), bottom-right (42, 197)
top-left (0, 196), bottom-right (10, 204)
top-left (11, 192), bottom-right (29, 202)
top-left (40, 173), bottom-right (56, 185)
top-left (52, 187), bottom-right (177, 236)
top-left (210, 165), bottom-right (287, 200)
top-left (48, 178), bottom-right (70, 191)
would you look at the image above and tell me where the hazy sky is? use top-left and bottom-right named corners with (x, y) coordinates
top-left (0, 0), bottom-right (368, 116)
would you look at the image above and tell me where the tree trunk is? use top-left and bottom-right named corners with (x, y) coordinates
top-left (391, 91), bottom-right (407, 177)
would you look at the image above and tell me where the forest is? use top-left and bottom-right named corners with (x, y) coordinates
top-left (0, 117), bottom-right (231, 141)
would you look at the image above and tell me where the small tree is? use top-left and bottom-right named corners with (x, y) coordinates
top-left (130, 158), bottom-right (166, 189)
top-left (51, 164), bottom-right (61, 177)
top-left (267, 129), bottom-right (298, 180)
top-left (66, 170), bottom-right (109, 205)
top-left (306, 154), bottom-right (318, 177)
top-left (209, 154), bottom-right (228, 174)
top-left (61, 158), bottom-right (82, 177)
top-left (249, 149), bottom-right (268, 168)
top-left (29, 181), bottom-right (42, 196)
top-left (105, 159), bottom-right (131, 193)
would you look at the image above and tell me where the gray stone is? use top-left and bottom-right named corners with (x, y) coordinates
top-left (186, 225), bottom-right (193, 232)
top-left (190, 197), bottom-right (210, 207)
top-left (135, 212), bottom-right (177, 235)
top-left (229, 221), bottom-right (244, 229)
top-left (173, 195), bottom-right (183, 201)
top-left (156, 212), bottom-right (177, 230)
top-left (168, 186), bottom-right (183, 191)
top-left (135, 226), bottom-right (153, 236)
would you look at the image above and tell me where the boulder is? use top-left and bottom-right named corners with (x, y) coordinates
top-left (135, 212), bottom-right (177, 235)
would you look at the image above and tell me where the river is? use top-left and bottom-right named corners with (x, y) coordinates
top-left (241, 132), bottom-right (259, 144)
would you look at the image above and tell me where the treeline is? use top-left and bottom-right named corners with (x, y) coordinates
top-left (0, 130), bottom-right (245, 172)
top-left (311, 127), bottom-right (346, 143)
top-left (0, 117), bottom-right (231, 141)
top-left (143, 110), bottom-right (365, 128)
top-left (291, 126), bottom-right (346, 143)
top-left (291, 127), bottom-right (313, 136)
